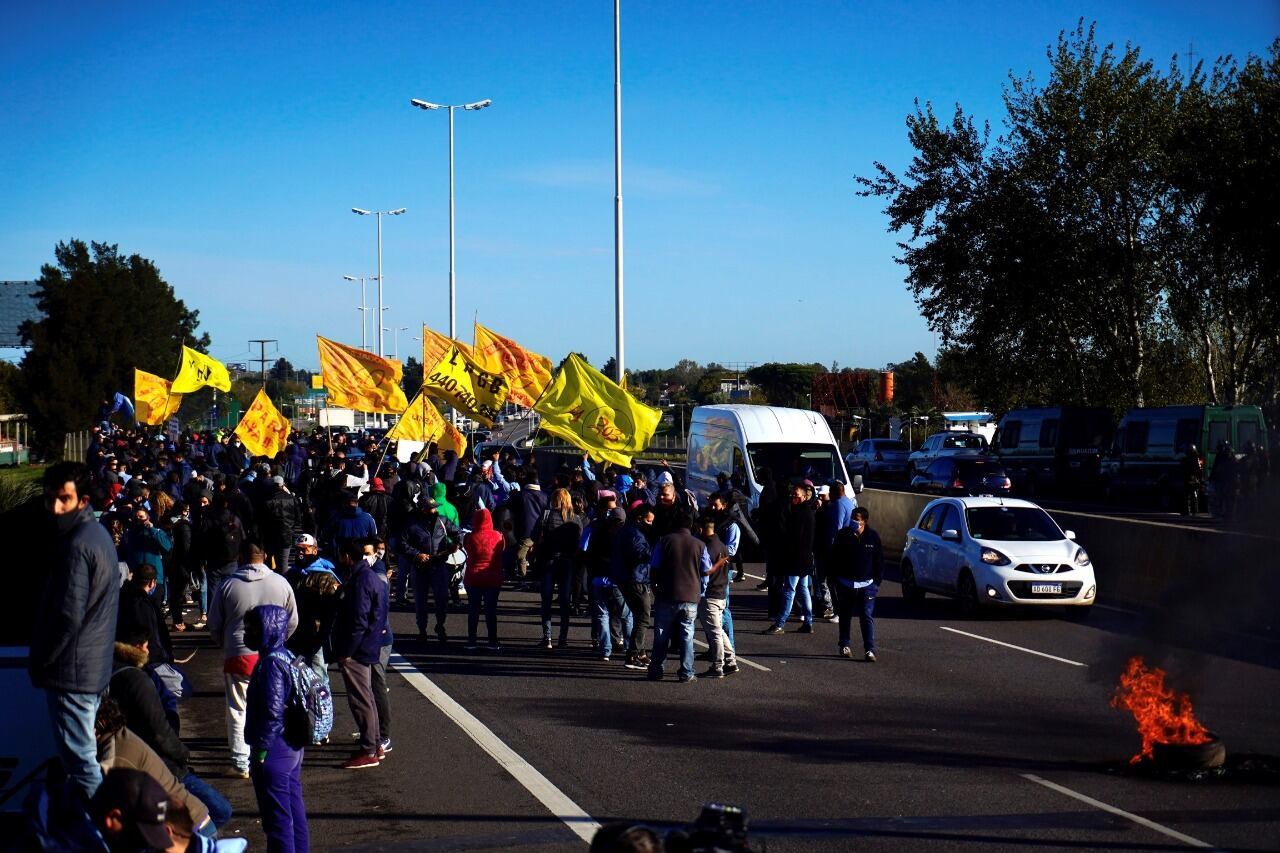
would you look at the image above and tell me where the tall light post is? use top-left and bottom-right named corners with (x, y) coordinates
top-left (351, 207), bottom-right (407, 356)
top-left (382, 325), bottom-right (410, 360)
top-left (408, 97), bottom-right (491, 342)
top-left (342, 275), bottom-right (376, 351)
top-left (613, 0), bottom-right (625, 384)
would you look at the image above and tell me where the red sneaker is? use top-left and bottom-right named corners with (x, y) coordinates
top-left (343, 753), bottom-right (380, 770)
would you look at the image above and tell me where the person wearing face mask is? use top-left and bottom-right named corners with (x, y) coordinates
top-left (762, 482), bottom-right (817, 635)
top-left (331, 539), bottom-right (390, 769)
top-left (828, 507), bottom-right (883, 662)
top-left (123, 508), bottom-right (172, 605)
top-left (284, 534), bottom-right (341, 690)
top-left (401, 496), bottom-right (460, 643)
top-left (31, 461), bottom-right (121, 800)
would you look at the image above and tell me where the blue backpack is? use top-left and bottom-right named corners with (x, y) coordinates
top-left (270, 650), bottom-right (333, 747)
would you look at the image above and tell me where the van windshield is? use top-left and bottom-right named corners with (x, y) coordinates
top-left (747, 443), bottom-right (843, 488)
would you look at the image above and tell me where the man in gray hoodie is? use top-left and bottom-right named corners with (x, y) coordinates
top-left (208, 540), bottom-right (297, 777)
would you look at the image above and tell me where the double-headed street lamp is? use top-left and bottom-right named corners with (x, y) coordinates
top-left (408, 97), bottom-right (491, 342)
top-left (382, 325), bottom-right (410, 360)
top-left (341, 275), bottom-right (376, 351)
top-left (351, 207), bottom-right (406, 356)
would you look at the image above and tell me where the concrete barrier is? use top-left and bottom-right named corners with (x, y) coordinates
top-left (856, 488), bottom-right (1277, 638)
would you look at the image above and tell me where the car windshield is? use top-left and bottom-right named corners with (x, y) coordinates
top-left (942, 434), bottom-right (986, 449)
top-left (965, 506), bottom-right (1062, 541)
top-left (748, 443), bottom-right (842, 486)
top-left (875, 441), bottom-right (908, 451)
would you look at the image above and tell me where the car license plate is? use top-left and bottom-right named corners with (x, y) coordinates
top-left (1031, 583), bottom-right (1062, 595)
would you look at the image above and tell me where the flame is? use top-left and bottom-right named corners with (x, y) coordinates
top-left (1110, 656), bottom-right (1212, 763)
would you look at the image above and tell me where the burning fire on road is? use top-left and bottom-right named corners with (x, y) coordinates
top-left (1111, 656), bottom-right (1221, 769)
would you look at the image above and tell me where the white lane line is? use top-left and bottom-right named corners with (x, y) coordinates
top-left (742, 572), bottom-right (766, 581)
top-left (939, 626), bottom-right (1087, 667)
top-left (690, 638), bottom-right (772, 672)
top-left (1022, 774), bottom-right (1219, 850)
top-left (389, 653), bottom-right (600, 844)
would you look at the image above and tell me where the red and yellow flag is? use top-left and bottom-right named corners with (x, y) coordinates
top-left (439, 418), bottom-right (467, 458)
top-left (135, 369), bottom-right (182, 426)
top-left (234, 388), bottom-right (291, 459)
top-left (421, 325), bottom-right (471, 379)
top-left (387, 392), bottom-right (447, 443)
top-left (317, 336), bottom-right (409, 414)
top-left (533, 354), bottom-right (661, 467)
top-left (473, 322), bottom-right (553, 409)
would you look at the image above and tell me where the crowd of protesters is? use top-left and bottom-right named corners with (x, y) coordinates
top-left (21, 419), bottom-right (884, 851)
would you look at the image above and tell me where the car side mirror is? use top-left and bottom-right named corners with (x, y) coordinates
top-left (852, 474), bottom-right (864, 494)
top-left (941, 529), bottom-right (960, 542)
top-left (1063, 530), bottom-right (1076, 541)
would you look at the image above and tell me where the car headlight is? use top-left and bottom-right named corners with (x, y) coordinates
top-left (980, 548), bottom-right (1010, 566)
top-left (1074, 547), bottom-right (1091, 566)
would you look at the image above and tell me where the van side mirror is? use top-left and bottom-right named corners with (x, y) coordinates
top-left (1064, 530), bottom-right (1076, 541)
top-left (852, 474), bottom-right (864, 494)
top-left (941, 529), bottom-right (960, 542)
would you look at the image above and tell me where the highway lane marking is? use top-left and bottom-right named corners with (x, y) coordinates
top-left (389, 653), bottom-right (600, 844)
top-left (690, 639), bottom-right (772, 672)
top-left (939, 626), bottom-right (1087, 667)
top-left (1021, 774), bottom-right (1219, 849)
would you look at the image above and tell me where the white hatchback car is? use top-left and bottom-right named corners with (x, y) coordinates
top-left (900, 497), bottom-right (1096, 616)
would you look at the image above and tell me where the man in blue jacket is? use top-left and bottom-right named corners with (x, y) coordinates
top-left (331, 539), bottom-right (389, 770)
top-left (31, 461), bottom-right (120, 798)
top-left (324, 490), bottom-right (378, 564)
top-left (611, 505), bottom-right (656, 670)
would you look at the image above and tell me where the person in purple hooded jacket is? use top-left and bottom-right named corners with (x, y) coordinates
top-left (244, 604), bottom-right (310, 853)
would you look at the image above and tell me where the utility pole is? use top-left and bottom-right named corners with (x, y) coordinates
top-left (249, 339), bottom-right (279, 388)
top-left (1184, 42), bottom-right (1197, 82)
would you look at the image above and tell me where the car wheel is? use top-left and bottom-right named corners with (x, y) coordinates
top-left (900, 561), bottom-right (926, 604)
top-left (1063, 604), bottom-right (1093, 621)
top-left (957, 571), bottom-right (981, 616)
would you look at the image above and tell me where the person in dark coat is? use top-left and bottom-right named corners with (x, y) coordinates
top-left (829, 506), bottom-right (884, 662)
top-left (511, 478), bottom-right (549, 585)
top-left (763, 482), bottom-right (817, 635)
top-left (331, 540), bottom-right (389, 768)
top-left (244, 604), bottom-right (310, 852)
top-left (260, 477), bottom-right (301, 572)
top-left (116, 565), bottom-right (173, 664)
top-left (30, 461), bottom-right (121, 799)
top-left (359, 478), bottom-right (392, 541)
top-left (164, 501), bottom-right (200, 631)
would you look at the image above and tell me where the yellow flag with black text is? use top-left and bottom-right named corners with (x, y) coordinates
top-left (234, 388), bottom-right (291, 459)
top-left (387, 392), bottom-right (446, 443)
top-left (473, 322), bottom-right (552, 409)
top-left (421, 325), bottom-right (471, 379)
top-left (423, 344), bottom-right (510, 427)
top-left (317, 336), bottom-right (409, 413)
top-left (170, 346), bottom-right (231, 394)
top-left (439, 418), bottom-right (467, 458)
top-left (534, 354), bottom-right (661, 467)
top-left (135, 369), bottom-right (183, 426)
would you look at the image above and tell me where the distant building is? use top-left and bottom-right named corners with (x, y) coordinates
top-left (719, 378), bottom-right (754, 400)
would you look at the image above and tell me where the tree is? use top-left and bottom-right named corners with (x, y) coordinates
top-left (858, 24), bottom-right (1278, 412)
top-left (19, 240), bottom-right (208, 453)
top-left (401, 356), bottom-right (423, 397)
top-left (269, 357), bottom-right (295, 382)
top-left (746, 363), bottom-right (826, 409)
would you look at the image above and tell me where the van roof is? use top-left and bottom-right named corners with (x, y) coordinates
top-left (693, 404), bottom-right (834, 444)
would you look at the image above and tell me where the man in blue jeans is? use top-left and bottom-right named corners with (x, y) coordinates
top-left (30, 462), bottom-right (120, 799)
top-left (763, 483), bottom-right (817, 635)
top-left (647, 512), bottom-right (711, 683)
top-left (829, 506), bottom-right (884, 662)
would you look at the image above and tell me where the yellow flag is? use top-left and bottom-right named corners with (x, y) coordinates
top-left (387, 392), bottom-right (446, 443)
top-left (421, 325), bottom-right (471, 376)
top-left (440, 418), bottom-right (467, 458)
top-left (423, 344), bottom-right (510, 427)
top-left (234, 388), bottom-right (291, 459)
top-left (534, 354), bottom-right (661, 467)
top-left (135, 369), bottom-right (183, 426)
top-left (473, 322), bottom-right (553, 409)
top-left (170, 346), bottom-right (231, 393)
top-left (317, 336), bottom-right (409, 414)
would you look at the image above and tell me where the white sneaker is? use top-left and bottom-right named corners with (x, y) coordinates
top-left (865, 650), bottom-right (877, 663)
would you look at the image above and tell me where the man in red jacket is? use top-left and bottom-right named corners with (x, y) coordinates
top-left (463, 509), bottom-right (505, 650)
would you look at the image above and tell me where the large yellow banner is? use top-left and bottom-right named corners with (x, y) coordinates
top-left (423, 344), bottom-right (510, 427)
top-left (234, 388), bottom-right (291, 459)
top-left (170, 346), bottom-right (231, 394)
top-left (317, 336), bottom-right (409, 414)
top-left (421, 325), bottom-right (471, 378)
top-left (534, 353), bottom-right (661, 467)
top-left (135, 369), bottom-right (183, 426)
top-left (440, 418), bottom-right (467, 458)
top-left (473, 322), bottom-right (552, 409)
top-left (387, 392), bottom-right (446, 443)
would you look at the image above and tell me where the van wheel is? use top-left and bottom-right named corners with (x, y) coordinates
top-left (957, 571), bottom-right (981, 617)
top-left (900, 561), bottom-right (926, 605)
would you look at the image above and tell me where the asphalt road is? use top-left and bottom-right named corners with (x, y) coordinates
top-left (177, 560), bottom-right (1280, 852)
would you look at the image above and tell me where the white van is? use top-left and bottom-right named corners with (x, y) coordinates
top-left (686, 405), bottom-right (856, 510)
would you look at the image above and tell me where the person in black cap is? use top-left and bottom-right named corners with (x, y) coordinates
top-left (89, 766), bottom-right (172, 852)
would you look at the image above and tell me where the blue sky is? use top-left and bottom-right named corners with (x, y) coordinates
top-left (2, 1), bottom-right (1275, 373)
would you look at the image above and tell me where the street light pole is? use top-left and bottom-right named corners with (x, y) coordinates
top-left (613, 0), bottom-right (625, 384)
top-left (351, 208), bottom-right (406, 357)
top-left (342, 275), bottom-right (375, 351)
top-left (408, 97), bottom-right (491, 341)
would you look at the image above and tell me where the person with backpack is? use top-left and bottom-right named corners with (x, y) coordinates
top-left (285, 534), bottom-right (342, 689)
top-left (243, 604), bottom-right (311, 852)
top-left (331, 539), bottom-right (390, 769)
